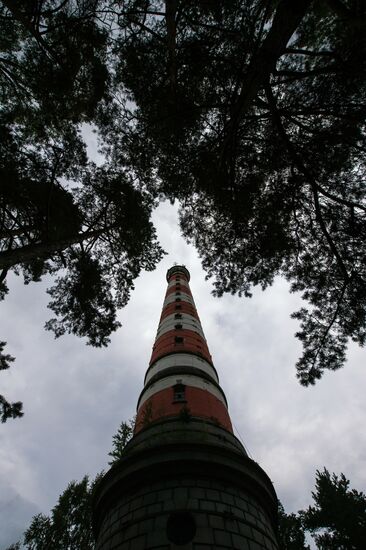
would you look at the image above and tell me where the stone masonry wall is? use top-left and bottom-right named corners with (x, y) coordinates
top-left (96, 475), bottom-right (278, 550)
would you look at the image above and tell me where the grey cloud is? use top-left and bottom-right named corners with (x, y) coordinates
top-left (0, 486), bottom-right (39, 549)
top-left (0, 201), bottom-right (365, 545)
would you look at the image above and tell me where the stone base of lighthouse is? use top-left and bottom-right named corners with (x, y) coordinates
top-left (93, 419), bottom-right (278, 550)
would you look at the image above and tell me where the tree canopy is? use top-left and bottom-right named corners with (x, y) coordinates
top-left (1, 0), bottom-right (366, 418)
top-left (300, 468), bottom-right (366, 549)
top-left (277, 500), bottom-right (310, 550)
top-left (21, 475), bottom-right (98, 550)
top-left (108, 417), bottom-right (135, 465)
top-left (101, 0), bottom-right (366, 386)
top-left (7, 418), bottom-right (134, 549)
top-left (278, 468), bottom-right (366, 549)
top-left (0, 341), bottom-right (22, 421)
top-left (0, 0), bottom-right (165, 419)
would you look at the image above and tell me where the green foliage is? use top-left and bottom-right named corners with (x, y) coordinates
top-left (0, 0), bottom-right (165, 418)
top-left (0, 341), bottom-right (23, 422)
top-left (1, 0), bottom-right (366, 397)
top-left (0, 394), bottom-right (23, 423)
top-left (23, 476), bottom-right (97, 550)
top-left (12, 453), bottom-right (366, 550)
top-left (278, 501), bottom-right (309, 549)
top-left (14, 420), bottom-right (131, 547)
top-left (102, 0), bottom-right (366, 385)
top-left (279, 468), bottom-right (366, 549)
top-left (108, 417), bottom-right (135, 465)
top-left (301, 469), bottom-right (366, 549)
top-left (0, 22), bottom-right (164, 346)
top-left (23, 514), bottom-right (53, 550)
top-left (0, 340), bottom-right (13, 371)
top-left (45, 251), bottom-right (121, 347)
top-left (4, 543), bottom-right (21, 550)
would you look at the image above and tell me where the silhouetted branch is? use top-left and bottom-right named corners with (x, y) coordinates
top-left (264, 82), bottom-right (350, 281)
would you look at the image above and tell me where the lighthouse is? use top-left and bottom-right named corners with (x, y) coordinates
top-left (93, 265), bottom-right (279, 549)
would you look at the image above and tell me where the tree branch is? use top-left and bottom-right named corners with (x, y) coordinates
top-left (311, 278), bottom-right (349, 369)
top-left (264, 82), bottom-right (350, 281)
top-left (284, 47), bottom-right (338, 58)
top-left (165, 0), bottom-right (177, 94)
top-left (0, 268), bottom-right (8, 285)
top-left (0, 227), bottom-right (114, 271)
top-left (124, 13), bottom-right (165, 43)
top-left (1, 0), bottom-right (61, 64)
top-left (221, 0), bottom-right (311, 152)
top-left (274, 66), bottom-right (339, 78)
top-left (325, 0), bottom-right (366, 28)
top-left (314, 184), bottom-right (366, 214)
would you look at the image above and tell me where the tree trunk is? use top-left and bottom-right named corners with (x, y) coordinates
top-left (1, 0), bottom-right (59, 62)
top-left (165, 0), bottom-right (177, 93)
top-left (0, 228), bottom-right (103, 270)
top-left (222, 0), bottom-right (311, 145)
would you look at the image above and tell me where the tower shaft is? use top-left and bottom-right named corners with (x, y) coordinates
top-left (135, 265), bottom-right (232, 433)
top-left (93, 265), bottom-right (279, 550)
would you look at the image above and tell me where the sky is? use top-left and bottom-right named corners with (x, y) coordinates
top-left (1, 200), bottom-right (366, 548)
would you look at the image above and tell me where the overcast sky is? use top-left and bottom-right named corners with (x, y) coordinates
top-left (1, 200), bottom-right (365, 548)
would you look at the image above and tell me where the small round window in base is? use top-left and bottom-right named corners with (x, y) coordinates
top-left (166, 511), bottom-right (196, 545)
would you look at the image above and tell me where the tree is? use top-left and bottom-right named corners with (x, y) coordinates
top-left (301, 468), bottom-right (366, 549)
top-left (22, 476), bottom-right (98, 550)
top-left (0, 0), bottom-right (165, 418)
top-left (0, 341), bottom-right (23, 422)
top-left (101, 0), bottom-right (366, 385)
top-left (11, 419), bottom-right (132, 549)
top-left (108, 417), bottom-right (135, 465)
top-left (4, 543), bottom-right (21, 550)
top-left (0, 0), bottom-right (164, 335)
top-left (278, 468), bottom-right (366, 549)
top-left (278, 501), bottom-right (309, 550)
top-left (10, 459), bottom-right (366, 549)
top-left (2, 0), bottom-right (366, 395)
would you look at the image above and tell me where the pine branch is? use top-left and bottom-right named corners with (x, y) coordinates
top-left (264, 82), bottom-right (351, 282)
top-left (220, 0), bottom-right (311, 153)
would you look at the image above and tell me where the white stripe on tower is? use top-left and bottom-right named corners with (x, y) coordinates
top-left (163, 292), bottom-right (195, 307)
top-left (156, 313), bottom-right (206, 339)
top-left (145, 353), bottom-right (219, 384)
top-left (138, 374), bottom-right (227, 409)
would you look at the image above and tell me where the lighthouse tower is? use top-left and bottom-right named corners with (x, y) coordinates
top-left (93, 265), bottom-right (279, 549)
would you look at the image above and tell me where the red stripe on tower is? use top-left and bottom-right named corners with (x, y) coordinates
top-left (93, 263), bottom-right (280, 550)
top-left (135, 265), bottom-right (233, 433)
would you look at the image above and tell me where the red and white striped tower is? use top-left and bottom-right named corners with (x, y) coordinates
top-left (135, 265), bottom-right (232, 433)
top-left (93, 265), bottom-right (279, 550)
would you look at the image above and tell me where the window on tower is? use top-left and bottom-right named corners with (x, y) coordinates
top-left (174, 313), bottom-right (182, 319)
top-left (167, 511), bottom-right (196, 544)
top-left (175, 324), bottom-right (183, 330)
top-left (174, 336), bottom-right (184, 344)
top-left (175, 304), bottom-right (182, 310)
top-left (172, 383), bottom-right (186, 403)
top-left (175, 297), bottom-right (181, 302)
